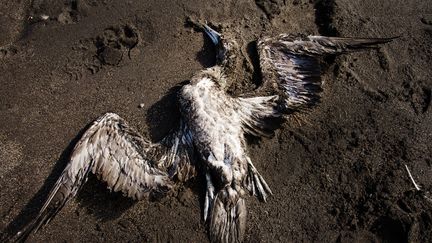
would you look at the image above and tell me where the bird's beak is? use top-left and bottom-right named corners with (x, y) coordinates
top-left (203, 24), bottom-right (221, 45)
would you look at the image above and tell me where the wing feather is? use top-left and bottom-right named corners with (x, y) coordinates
top-left (257, 34), bottom-right (395, 111)
top-left (235, 35), bottom-right (393, 137)
top-left (158, 120), bottom-right (196, 182)
top-left (236, 95), bottom-right (280, 137)
top-left (14, 112), bottom-right (195, 241)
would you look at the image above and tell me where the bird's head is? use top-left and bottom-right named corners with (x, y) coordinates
top-left (202, 24), bottom-right (239, 64)
top-left (202, 24), bottom-right (241, 90)
top-left (188, 19), bottom-right (242, 90)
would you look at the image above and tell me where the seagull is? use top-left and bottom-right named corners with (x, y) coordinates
top-left (10, 21), bottom-right (393, 243)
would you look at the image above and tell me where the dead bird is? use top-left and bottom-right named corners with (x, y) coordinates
top-left (9, 22), bottom-right (394, 243)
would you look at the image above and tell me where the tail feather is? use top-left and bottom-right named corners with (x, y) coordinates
top-left (209, 187), bottom-right (246, 243)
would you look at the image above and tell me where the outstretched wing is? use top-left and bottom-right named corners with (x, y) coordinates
top-left (14, 112), bottom-right (195, 241)
top-left (257, 34), bottom-right (395, 111)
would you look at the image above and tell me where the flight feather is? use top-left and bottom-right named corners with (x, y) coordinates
top-left (257, 35), bottom-right (395, 111)
top-left (14, 112), bottom-right (195, 241)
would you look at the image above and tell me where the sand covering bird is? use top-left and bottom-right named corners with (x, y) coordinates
top-left (9, 21), bottom-right (394, 243)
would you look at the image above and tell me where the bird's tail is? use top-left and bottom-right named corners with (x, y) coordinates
top-left (209, 187), bottom-right (247, 243)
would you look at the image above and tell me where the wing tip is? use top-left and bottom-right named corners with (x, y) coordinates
top-left (309, 35), bottom-right (398, 51)
top-left (4, 212), bottom-right (50, 243)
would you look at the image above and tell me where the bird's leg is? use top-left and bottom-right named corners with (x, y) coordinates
top-left (204, 172), bottom-right (215, 222)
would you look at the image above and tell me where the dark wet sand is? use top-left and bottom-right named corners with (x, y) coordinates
top-left (1, 0), bottom-right (431, 242)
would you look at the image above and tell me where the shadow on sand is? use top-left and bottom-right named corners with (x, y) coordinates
top-left (2, 81), bottom-right (209, 242)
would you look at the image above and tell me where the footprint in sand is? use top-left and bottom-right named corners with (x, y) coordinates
top-left (95, 24), bottom-right (141, 66)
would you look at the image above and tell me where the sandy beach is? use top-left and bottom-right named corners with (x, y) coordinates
top-left (1, 0), bottom-right (431, 242)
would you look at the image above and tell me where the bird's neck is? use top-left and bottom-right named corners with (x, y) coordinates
top-left (216, 41), bottom-right (241, 91)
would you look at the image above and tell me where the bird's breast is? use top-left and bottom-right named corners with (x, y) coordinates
top-left (179, 77), bottom-right (244, 162)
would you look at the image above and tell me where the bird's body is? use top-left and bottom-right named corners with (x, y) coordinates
top-left (6, 21), bottom-right (394, 243)
top-left (179, 67), bottom-right (277, 241)
top-left (181, 72), bottom-right (248, 186)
